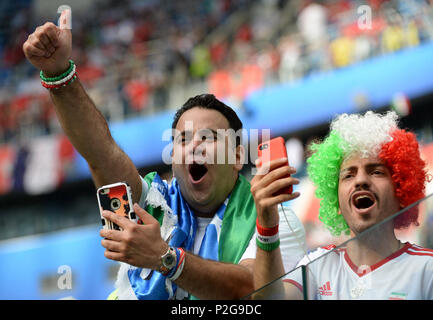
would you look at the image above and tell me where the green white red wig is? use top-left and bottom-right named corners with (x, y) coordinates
top-left (307, 111), bottom-right (429, 236)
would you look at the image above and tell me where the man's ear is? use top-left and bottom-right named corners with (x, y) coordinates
top-left (171, 145), bottom-right (182, 166)
top-left (234, 144), bottom-right (245, 172)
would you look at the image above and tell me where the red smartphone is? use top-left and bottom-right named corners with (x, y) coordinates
top-left (257, 137), bottom-right (292, 195)
top-left (96, 182), bottom-right (137, 230)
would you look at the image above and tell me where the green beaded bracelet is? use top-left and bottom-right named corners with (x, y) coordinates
top-left (256, 238), bottom-right (280, 252)
top-left (40, 60), bottom-right (75, 82)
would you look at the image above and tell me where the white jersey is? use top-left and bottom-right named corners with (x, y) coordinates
top-left (283, 243), bottom-right (433, 300)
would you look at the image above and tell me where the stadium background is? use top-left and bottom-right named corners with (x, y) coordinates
top-left (0, 0), bottom-right (432, 299)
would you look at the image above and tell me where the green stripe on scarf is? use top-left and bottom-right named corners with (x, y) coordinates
top-left (218, 174), bottom-right (256, 264)
top-left (142, 171), bottom-right (164, 225)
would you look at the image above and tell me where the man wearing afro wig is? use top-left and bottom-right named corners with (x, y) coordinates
top-left (251, 111), bottom-right (433, 300)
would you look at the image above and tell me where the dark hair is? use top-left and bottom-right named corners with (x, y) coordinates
top-left (172, 94), bottom-right (243, 145)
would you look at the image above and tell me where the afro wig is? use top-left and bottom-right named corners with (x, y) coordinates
top-left (307, 111), bottom-right (428, 236)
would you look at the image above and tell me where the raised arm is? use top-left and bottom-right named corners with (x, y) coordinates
top-left (250, 158), bottom-right (303, 300)
top-left (22, 21), bottom-right (142, 202)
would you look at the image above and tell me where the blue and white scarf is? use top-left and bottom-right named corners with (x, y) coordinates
top-left (114, 173), bottom-right (227, 300)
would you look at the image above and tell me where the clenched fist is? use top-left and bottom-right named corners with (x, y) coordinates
top-left (22, 17), bottom-right (72, 77)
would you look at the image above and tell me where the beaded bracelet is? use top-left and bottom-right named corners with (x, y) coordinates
top-left (40, 60), bottom-right (74, 81)
top-left (40, 60), bottom-right (78, 90)
top-left (41, 73), bottom-right (77, 89)
top-left (42, 63), bottom-right (76, 85)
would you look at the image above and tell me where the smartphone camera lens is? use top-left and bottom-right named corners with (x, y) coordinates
top-left (110, 198), bottom-right (121, 211)
top-left (259, 144), bottom-right (268, 150)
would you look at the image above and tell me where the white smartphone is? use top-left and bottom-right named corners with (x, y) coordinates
top-left (96, 182), bottom-right (137, 230)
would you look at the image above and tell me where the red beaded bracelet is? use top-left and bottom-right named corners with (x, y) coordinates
top-left (41, 73), bottom-right (77, 89)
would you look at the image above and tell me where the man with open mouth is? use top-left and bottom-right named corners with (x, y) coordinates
top-left (23, 20), bottom-right (307, 300)
top-left (251, 111), bottom-right (433, 300)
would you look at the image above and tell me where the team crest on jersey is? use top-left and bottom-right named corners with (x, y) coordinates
top-left (389, 292), bottom-right (408, 300)
top-left (318, 281), bottom-right (333, 296)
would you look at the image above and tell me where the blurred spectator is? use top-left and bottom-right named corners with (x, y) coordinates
top-left (278, 34), bottom-right (304, 83)
top-left (329, 34), bottom-right (355, 67)
top-left (297, 0), bottom-right (330, 73)
top-left (3, 29), bottom-right (27, 68)
top-left (123, 76), bottom-right (150, 114)
top-left (189, 45), bottom-right (212, 80)
top-left (353, 35), bottom-right (373, 62)
top-left (237, 61), bottom-right (264, 98)
top-left (208, 69), bottom-right (232, 100)
top-left (250, 0), bottom-right (280, 42)
top-left (1, 0), bottom-right (433, 147)
top-left (405, 20), bottom-right (421, 46)
top-left (382, 20), bottom-right (405, 52)
top-left (209, 38), bottom-right (228, 68)
top-left (297, 0), bottom-right (329, 49)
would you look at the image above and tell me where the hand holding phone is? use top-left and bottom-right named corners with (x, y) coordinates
top-left (96, 182), bottom-right (137, 230)
top-left (257, 137), bottom-right (293, 195)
